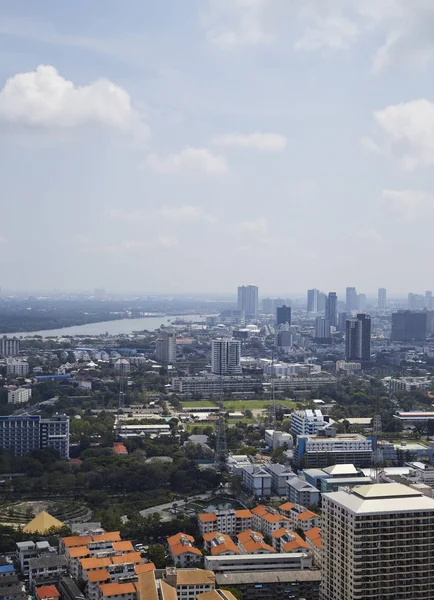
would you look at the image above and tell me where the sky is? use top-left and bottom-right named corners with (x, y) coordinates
top-left (1, 0), bottom-right (434, 296)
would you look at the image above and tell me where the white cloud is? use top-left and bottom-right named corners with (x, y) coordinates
top-left (238, 217), bottom-right (269, 235)
top-left (146, 147), bottom-right (228, 175)
top-left (206, 0), bottom-right (286, 47)
top-left (373, 99), bottom-right (434, 169)
top-left (0, 65), bottom-right (146, 134)
top-left (295, 15), bottom-right (359, 51)
top-left (381, 189), bottom-right (434, 220)
top-left (160, 205), bottom-right (216, 223)
top-left (212, 132), bottom-right (286, 151)
top-left (361, 137), bottom-right (380, 153)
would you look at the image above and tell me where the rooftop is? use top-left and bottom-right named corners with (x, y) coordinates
top-left (215, 570), bottom-right (321, 586)
top-left (99, 583), bottom-right (136, 597)
top-left (35, 586), bottom-right (60, 600)
top-left (174, 569), bottom-right (215, 586)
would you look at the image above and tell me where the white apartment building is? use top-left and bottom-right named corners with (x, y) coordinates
top-left (7, 359), bottom-right (29, 376)
top-left (198, 509), bottom-right (254, 537)
top-left (251, 506), bottom-right (292, 538)
top-left (264, 464), bottom-right (296, 496)
top-left (115, 423), bottom-right (171, 439)
top-left (264, 429), bottom-right (293, 450)
top-left (241, 465), bottom-right (272, 497)
top-left (156, 329), bottom-right (177, 364)
top-left (290, 409), bottom-right (327, 436)
top-left (171, 376), bottom-right (257, 397)
top-left (336, 360), bottom-right (361, 374)
top-left (320, 483), bottom-right (434, 600)
top-left (296, 434), bottom-right (373, 468)
top-left (211, 339), bottom-right (241, 375)
top-left (0, 336), bottom-right (20, 357)
top-left (8, 387), bottom-right (32, 404)
top-left (287, 477), bottom-right (320, 507)
top-left (164, 568), bottom-right (215, 600)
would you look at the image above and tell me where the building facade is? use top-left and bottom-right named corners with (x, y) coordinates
top-left (155, 329), bottom-right (177, 364)
top-left (276, 305), bottom-right (291, 326)
top-left (378, 288), bottom-right (387, 309)
top-left (326, 292), bottom-right (337, 327)
top-left (345, 314), bottom-right (371, 361)
top-left (237, 286), bottom-right (258, 319)
top-left (8, 388), bottom-right (32, 404)
top-left (211, 339), bottom-right (241, 375)
top-left (0, 336), bottom-right (20, 357)
top-left (391, 310), bottom-right (427, 342)
top-left (0, 415), bottom-right (70, 458)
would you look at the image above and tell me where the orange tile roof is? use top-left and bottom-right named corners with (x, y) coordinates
top-left (99, 583), bottom-right (136, 597)
top-left (170, 544), bottom-right (202, 558)
top-left (35, 586), bottom-right (60, 600)
top-left (242, 540), bottom-right (276, 554)
top-left (111, 552), bottom-right (142, 565)
top-left (203, 532), bottom-right (219, 542)
top-left (279, 502), bottom-right (295, 511)
top-left (68, 546), bottom-right (90, 558)
top-left (305, 527), bottom-right (321, 540)
top-left (261, 513), bottom-right (289, 524)
top-left (198, 513), bottom-right (218, 523)
top-left (135, 562), bottom-right (155, 574)
top-left (167, 533), bottom-right (195, 547)
top-left (80, 557), bottom-right (112, 571)
top-left (271, 528), bottom-right (287, 538)
top-left (87, 569), bottom-right (110, 583)
top-left (210, 538), bottom-right (239, 556)
top-left (251, 505), bottom-right (267, 516)
top-left (62, 535), bottom-right (92, 548)
top-left (237, 530), bottom-right (263, 544)
top-left (112, 541), bottom-right (134, 553)
top-left (113, 442), bottom-right (128, 455)
top-left (92, 532), bottom-right (121, 543)
top-left (234, 509), bottom-right (253, 519)
top-left (296, 510), bottom-right (319, 521)
top-left (283, 538), bottom-right (310, 552)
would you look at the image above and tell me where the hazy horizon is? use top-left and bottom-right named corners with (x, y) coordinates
top-left (2, 1), bottom-right (434, 292)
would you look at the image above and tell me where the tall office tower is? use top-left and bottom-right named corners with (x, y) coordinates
top-left (237, 285), bottom-right (258, 318)
top-left (0, 336), bottom-right (20, 357)
top-left (357, 293), bottom-right (367, 312)
top-left (426, 290), bottom-right (433, 310)
top-left (346, 287), bottom-right (358, 312)
top-left (40, 415), bottom-right (70, 459)
top-left (275, 324), bottom-right (292, 351)
top-left (408, 292), bottom-right (425, 310)
top-left (320, 483), bottom-right (434, 600)
top-left (317, 292), bottom-right (326, 312)
top-left (307, 289), bottom-right (319, 313)
top-left (262, 298), bottom-right (273, 314)
top-left (326, 292), bottom-right (337, 327)
top-left (315, 317), bottom-right (331, 343)
top-left (337, 312), bottom-right (347, 331)
top-left (211, 338), bottom-right (241, 375)
top-left (155, 328), bottom-right (177, 364)
top-left (276, 305), bottom-right (291, 326)
top-left (427, 310), bottom-right (434, 336)
top-left (345, 314), bottom-right (371, 361)
top-left (391, 310), bottom-right (427, 342)
top-left (378, 287), bottom-right (387, 309)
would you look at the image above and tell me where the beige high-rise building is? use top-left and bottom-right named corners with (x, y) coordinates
top-left (156, 328), bottom-right (176, 364)
top-left (321, 483), bottom-right (434, 600)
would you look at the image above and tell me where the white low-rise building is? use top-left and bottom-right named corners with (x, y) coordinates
top-left (205, 551), bottom-right (312, 573)
top-left (8, 387), bottom-right (32, 404)
top-left (290, 409), bottom-right (327, 436)
top-left (264, 429), bottom-right (293, 450)
top-left (241, 465), bottom-right (272, 497)
top-left (264, 464), bottom-right (297, 496)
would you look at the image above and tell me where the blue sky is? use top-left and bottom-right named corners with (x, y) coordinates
top-left (1, 0), bottom-right (434, 295)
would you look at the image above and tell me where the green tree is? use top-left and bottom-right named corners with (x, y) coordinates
top-left (147, 544), bottom-right (167, 569)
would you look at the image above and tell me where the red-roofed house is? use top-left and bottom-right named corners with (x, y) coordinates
top-left (167, 533), bottom-right (202, 567)
top-left (35, 586), bottom-right (60, 600)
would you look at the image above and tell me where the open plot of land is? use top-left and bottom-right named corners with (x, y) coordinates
top-left (223, 399), bottom-right (298, 411)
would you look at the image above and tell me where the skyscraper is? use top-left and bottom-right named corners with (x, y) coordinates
top-left (346, 287), bottom-right (358, 312)
top-left (345, 314), bottom-right (371, 361)
top-left (408, 293), bottom-right (425, 310)
top-left (317, 292), bottom-right (326, 312)
top-left (391, 311), bottom-right (427, 342)
top-left (326, 292), bottom-right (337, 327)
top-left (426, 290), bottom-right (433, 310)
top-left (357, 293), bottom-right (367, 312)
top-left (337, 311), bottom-right (347, 331)
top-left (307, 289), bottom-right (318, 313)
top-left (315, 317), bottom-right (331, 343)
top-left (0, 336), bottom-right (20, 357)
top-left (378, 287), bottom-right (387, 309)
top-left (211, 338), bottom-right (241, 375)
top-left (276, 305), bottom-right (291, 326)
top-left (237, 285), bottom-right (258, 318)
top-left (321, 483), bottom-right (434, 600)
top-left (155, 328), bottom-right (177, 364)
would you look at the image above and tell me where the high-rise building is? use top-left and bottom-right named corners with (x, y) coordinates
top-left (262, 298), bottom-right (273, 314)
top-left (346, 287), bottom-right (358, 312)
top-left (357, 293), bottom-right (367, 312)
top-left (426, 290), bottom-right (433, 310)
top-left (276, 305), bottom-right (291, 326)
top-left (391, 310), bottom-right (427, 342)
top-left (317, 292), bottom-right (326, 313)
top-left (211, 339), bottom-right (241, 375)
top-left (408, 293), bottom-right (425, 310)
top-left (337, 312), bottom-right (347, 332)
top-left (0, 415), bottom-right (70, 458)
top-left (326, 292), bottom-right (337, 327)
top-left (315, 317), bottom-right (331, 343)
top-left (0, 336), bottom-right (20, 357)
top-left (307, 289), bottom-right (319, 313)
top-left (237, 285), bottom-right (258, 318)
top-left (345, 314), bottom-right (371, 361)
top-left (155, 328), bottom-right (177, 364)
top-left (275, 325), bottom-right (293, 351)
top-left (378, 287), bottom-right (387, 309)
top-left (321, 483), bottom-right (434, 600)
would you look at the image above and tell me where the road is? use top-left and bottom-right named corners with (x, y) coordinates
top-left (121, 490), bottom-right (215, 523)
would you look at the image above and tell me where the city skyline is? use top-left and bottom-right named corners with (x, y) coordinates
top-left (2, 2), bottom-right (434, 291)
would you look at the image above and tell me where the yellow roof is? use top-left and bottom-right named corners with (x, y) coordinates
top-left (23, 511), bottom-right (65, 534)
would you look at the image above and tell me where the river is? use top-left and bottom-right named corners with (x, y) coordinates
top-left (5, 314), bottom-right (208, 338)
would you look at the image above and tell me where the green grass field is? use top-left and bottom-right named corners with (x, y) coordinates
top-left (223, 399), bottom-right (298, 411)
top-left (180, 400), bottom-right (217, 407)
